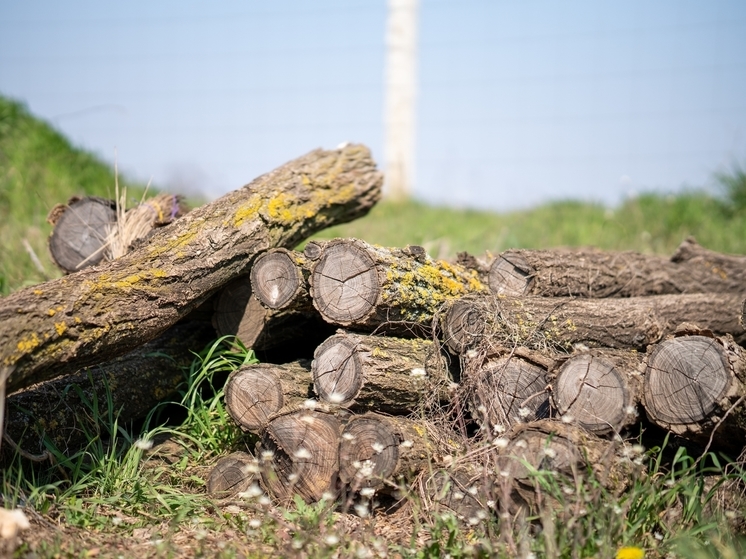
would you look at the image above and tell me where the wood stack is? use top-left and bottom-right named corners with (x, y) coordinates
top-left (217, 234), bottom-right (746, 519)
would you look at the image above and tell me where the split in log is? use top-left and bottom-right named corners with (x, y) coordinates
top-left (311, 331), bottom-right (451, 413)
top-left (441, 293), bottom-right (746, 355)
top-left (338, 413), bottom-right (452, 494)
top-left (47, 196), bottom-right (117, 273)
top-left (495, 420), bottom-right (639, 513)
top-left (462, 353), bottom-right (551, 433)
top-left (259, 408), bottom-right (342, 504)
top-left (3, 322), bottom-right (214, 460)
top-left (250, 248), bottom-right (313, 310)
top-left (309, 238), bottom-right (486, 333)
top-left (551, 349), bottom-right (642, 436)
top-left (213, 276), bottom-right (334, 354)
top-left (207, 451), bottom-right (256, 499)
top-left (225, 361), bottom-right (313, 434)
top-left (642, 333), bottom-right (746, 450)
top-left (483, 237), bottom-right (746, 297)
top-left (2, 144), bottom-right (382, 394)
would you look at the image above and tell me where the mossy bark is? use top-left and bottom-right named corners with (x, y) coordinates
top-left (3, 322), bottom-right (214, 460)
top-left (473, 237), bottom-right (746, 297)
top-left (309, 238), bottom-right (487, 334)
top-left (1, 145), bottom-right (382, 393)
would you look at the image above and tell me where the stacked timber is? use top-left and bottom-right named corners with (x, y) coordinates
top-left (216, 235), bottom-right (746, 516)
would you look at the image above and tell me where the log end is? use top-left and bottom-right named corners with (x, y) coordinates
top-left (339, 415), bottom-right (400, 491)
top-left (250, 249), bottom-right (304, 310)
top-left (225, 365), bottom-right (286, 433)
top-left (488, 253), bottom-right (534, 296)
top-left (312, 334), bottom-right (363, 406)
top-left (207, 451), bottom-right (255, 499)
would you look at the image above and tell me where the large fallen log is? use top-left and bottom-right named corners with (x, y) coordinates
top-left (441, 293), bottom-right (745, 354)
top-left (309, 238), bottom-right (486, 333)
top-left (642, 333), bottom-right (746, 451)
top-left (463, 237), bottom-right (746, 297)
top-left (1, 145), bottom-right (382, 393)
top-left (3, 322), bottom-right (214, 459)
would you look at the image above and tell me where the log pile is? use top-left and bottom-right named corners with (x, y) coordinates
top-left (4, 143), bottom-right (746, 522)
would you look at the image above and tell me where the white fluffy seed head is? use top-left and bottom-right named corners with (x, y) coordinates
top-left (133, 438), bottom-right (154, 451)
top-left (400, 440), bottom-right (414, 448)
top-left (360, 487), bottom-right (376, 497)
top-left (371, 442), bottom-right (385, 454)
top-left (294, 447), bottom-right (312, 460)
top-left (303, 399), bottom-right (317, 410)
top-left (328, 392), bottom-right (346, 404)
top-left (493, 437), bottom-right (509, 449)
top-left (410, 368), bottom-right (426, 377)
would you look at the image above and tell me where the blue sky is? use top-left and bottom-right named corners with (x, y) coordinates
top-left (1, 0), bottom-right (745, 210)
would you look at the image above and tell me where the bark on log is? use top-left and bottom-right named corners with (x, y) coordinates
top-left (3, 322), bottom-right (214, 459)
top-left (311, 331), bottom-right (452, 413)
top-left (212, 276), bottom-right (334, 352)
top-left (250, 248), bottom-right (313, 310)
top-left (484, 237), bottom-right (746, 297)
top-left (225, 361), bottom-right (313, 433)
top-left (207, 451), bottom-right (256, 499)
top-left (0, 144), bottom-right (383, 394)
top-left (338, 413), bottom-right (454, 494)
top-left (642, 333), bottom-right (746, 450)
top-left (551, 349), bottom-right (643, 436)
top-left (441, 293), bottom-right (745, 355)
top-left (258, 408), bottom-right (342, 504)
top-left (462, 352), bottom-right (551, 433)
top-left (47, 196), bottom-right (117, 273)
top-left (309, 238), bottom-right (486, 333)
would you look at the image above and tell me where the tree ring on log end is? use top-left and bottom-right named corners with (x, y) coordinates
top-left (443, 299), bottom-right (485, 354)
top-left (48, 197), bottom-right (116, 272)
top-left (644, 336), bottom-right (731, 425)
top-left (339, 416), bottom-right (399, 490)
top-left (554, 354), bottom-right (630, 434)
top-left (251, 250), bottom-right (303, 309)
top-left (207, 451), bottom-right (254, 499)
top-left (311, 242), bottom-right (380, 324)
top-left (312, 335), bottom-right (363, 406)
top-left (225, 366), bottom-right (285, 432)
top-left (497, 428), bottom-right (580, 483)
top-left (261, 410), bottom-right (341, 504)
top-left (470, 356), bottom-right (549, 430)
top-left (489, 254), bottom-right (534, 296)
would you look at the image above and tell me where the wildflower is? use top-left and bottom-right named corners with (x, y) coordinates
top-left (616, 547), bottom-right (644, 559)
top-left (258, 495), bottom-right (271, 506)
top-left (133, 438), bottom-right (153, 451)
top-left (260, 450), bottom-right (275, 461)
top-left (518, 407), bottom-right (531, 419)
top-left (561, 414), bottom-right (575, 424)
top-left (328, 392), bottom-right (346, 404)
top-left (466, 349), bottom-right (479, 359)
top-left (303, 399), bottom-right (317, 410)
top-left (360, 487), bottom-right (376, 498)
top-left (342, 432), bottom-right (356, 441)
top-left (325, 534), bottom-right (340, 546)
top-left (400, 440), bottom-right (414, 448)
top-left (288, 473), bottom-right (299, 483)
top-left (294, 447), bottom-right (312, 460)
top-left (371, 442), bottom-right (385, 454)
top-left (486, 500), bottom-right (496, 508)
top-left (354, 503), bottom-right (369, 518)
top-left (241, 484), bottom-right (263, 499)
top-left (321, 491), bottom-right (336, 501)
top-left (542, 446), bottom-right (557, 459)
top-left (654, 532), bottom-right (663, 541)
top-left (493, 423), bottom-right (506, 434)
top-left (249, 519), bottom-right (262, 529)
top-left (476, 405), bottom-right (487, 414)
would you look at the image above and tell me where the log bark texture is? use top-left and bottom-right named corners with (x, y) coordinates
top-left (47, 196), bottom-right (117, 273)
top-left (550, 349), bottom-right (642, 436)
top-left (442, 293), bottom-right (745, 355)
top-left (309, 238), bottom-right (486, 333)
top-left (212, 276), bottom-right (334, 352)
top-left (1, 144), bottom-right (382, 393)
top-left (642, 333), bottom-right (746, 449)
top-left (4, 322), bottom-right (214, 459)
top-left (311, 331), bottom-right (451, 413)
top-left (250, 248), bottom-right (313, 310)
top-left (225, 361), bottom-right (313, 433)
top-left (485, 237), bottom-right (746, 297)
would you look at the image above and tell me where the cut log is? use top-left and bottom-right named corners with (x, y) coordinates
top-left (1, 144), bottom-right (383, 394)
top-left (495, 420), bottom-right (638, 512)
top-left (259, 408), bottom-right (342, 504)
top-left (421, 467), bottom-right (492, 523)
top-left (485, 237), bottom-right (746, 297)
top-left (642, 334), bottom-right (746, 449)
top-left (309, 238), bottom-right (486, 333)
top-left (225, 361), bottom-right (313, 434)
top-left (250, 248), bottom-right (313, 310)
top-left (551, 349), bottom-right (642, 436)
top-left (213, 276), bottom-right (334, 352)
top-left (441, 293), bottom-right (746, 355)
top-left (47, 196), bottom-right (117, 273)
top-left (338, 413), bottom-right (450, 493)
top-left (3, 322), bottom-right (214, 459)
top-left (462, 353), bottom-right (551, 434)
top-left (311, 331), bottom-right (451, 413)
top-left (207, 451), bottom-right (256, 499)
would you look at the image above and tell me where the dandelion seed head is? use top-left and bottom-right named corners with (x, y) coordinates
top-left (261, 450), bottom-right (275, 461)
top-left (133, 438), bottom-right (153, 451)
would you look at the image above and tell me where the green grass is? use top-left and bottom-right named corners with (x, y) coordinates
top-left (0, 95), bottom-right (152, 295)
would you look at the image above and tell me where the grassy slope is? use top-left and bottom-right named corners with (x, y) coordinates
top-left (0, 96), bottom-right (149, 295)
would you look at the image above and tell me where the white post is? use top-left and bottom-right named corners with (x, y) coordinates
top-left (384, 0), bottom-right (419, 199)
